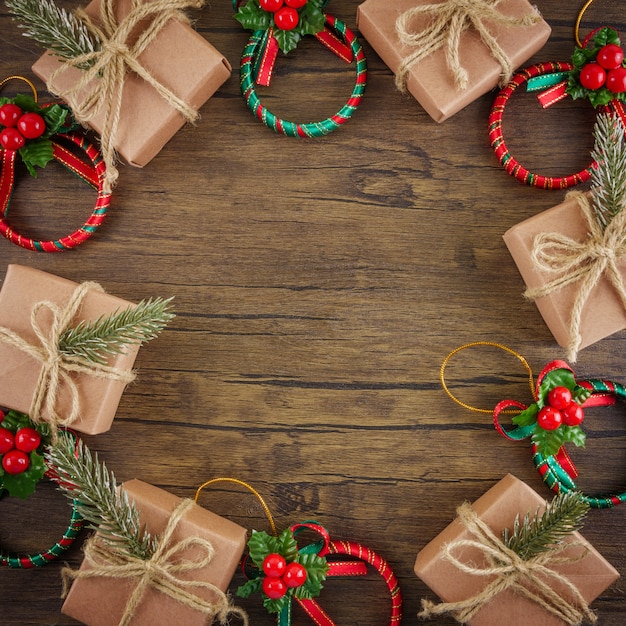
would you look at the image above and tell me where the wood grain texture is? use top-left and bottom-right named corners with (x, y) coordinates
top-left (1, 1), bottom-right (626, 624)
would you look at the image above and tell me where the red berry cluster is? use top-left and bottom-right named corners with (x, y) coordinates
top-left (0, 103), bottom-right (46, 151)
top-left (536, 386), bottom-right (585, 431)
top-left (259, 0), bottom-right (308, 31)
top-left (0, 422), bottom-right (41, 475)
top-left (580, 43), bottom-right (626, 93)
top-left (260, 553), bottom-right (307, 599)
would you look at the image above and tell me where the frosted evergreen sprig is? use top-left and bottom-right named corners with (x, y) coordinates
top-left (590, 112), bottom-right (626, 231)
top-left (58, 296), bottom-right (175, 366)
top-left (5, 0), bottom-right (100, 63)
top-left (503, 491), bottom-right (590, 561)
top-left (46, 431), bottom-right (157, 560)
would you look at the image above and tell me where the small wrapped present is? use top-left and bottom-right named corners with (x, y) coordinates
top-left (30, 0), bottom-right (231, 190)
top-left (0, 264), bottom-right (172, 435)
top-left (356, 0), bottom-right (551, 122)
top-left (414, 474), bottom-right (619, 626)
top-left (61, 479), bottom-right (248, 626)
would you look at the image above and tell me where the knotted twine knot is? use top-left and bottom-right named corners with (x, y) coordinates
top-left (525, 190), bottom-right (626, 363)
top-left (0, 281), bottom-right (135, 437)
top-left (62, 498), bottom-right (249, 626)
top-left (46, 0), bottom-right (205, 193)
top-left (418, 502), bottom-right (596, 625)
top-left (394, 0), bottom-right (541, 93)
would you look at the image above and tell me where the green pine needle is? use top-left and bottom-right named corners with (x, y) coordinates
top-left (5, 0), bottom-right (100, 63)
top-left (590, 112), bottom-right (626, 231)
top-left (58, 296), bottom-right (175, 366)
top-left (46, 431), bottom-right (157, 560)
top-left (503, 491), bottom-right (590, 560)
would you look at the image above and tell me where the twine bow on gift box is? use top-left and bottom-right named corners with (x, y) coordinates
top-left (45, 0), bottom-right (205, 193)
top-left (418, 501), bottom-right (597, 626)
top-left (394, 0), bottom-right (541, 93)
top-left (62, 498), bottom-right (248, 626)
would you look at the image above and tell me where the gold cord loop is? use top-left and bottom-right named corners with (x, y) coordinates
top-left (0, 75), bottom-right (38, 101)
top-left (575, 0), bottom-right (597, 47)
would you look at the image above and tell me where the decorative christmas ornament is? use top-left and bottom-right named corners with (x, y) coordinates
top-left (489, 1), bottom-right (626, 188)
top-left (234, 0), bottom-right (367, 136)
top-left (441, 343), bottom-right (626, 508)
top-left (0, 409), bottom-right (83, 568)
top-left (0, 76), bottom-right (109, 251)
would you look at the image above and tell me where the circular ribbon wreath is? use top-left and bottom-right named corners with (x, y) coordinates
top-left (235, 1), bottom-right (367, 137)
top-left (494, 360), bottom-right (626, 509)
top-left (0, 76), bottom-right (109, 252)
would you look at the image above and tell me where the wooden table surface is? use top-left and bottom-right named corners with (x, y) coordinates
top-left (2, 1), bottom-right (626, 624)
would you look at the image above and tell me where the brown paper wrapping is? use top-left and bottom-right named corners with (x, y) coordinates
top-left (32, 0), bottom-right (231, 167)
top-left (356, 0), bottom-right (551, 122)
top-left (0, 264), bottom-right (140, 435)
top-left (414, 474), bottom-right (619, 626)
top-left (62, 479), bottom-right (248, 626)
top-left (503, 195), bottom-right (626, 351)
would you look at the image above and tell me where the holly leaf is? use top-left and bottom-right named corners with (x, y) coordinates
top-left (236, 577), bottom-right (263, 598)
top-left (561, 425), bottom-right (587, 448)
top-left (532, 426), bottom-right (566, 457)
top-left (299, 1), bottom-right (325, 36)
top-left (274, 28), bottom-right (301, 54)
top-left (589, 86), bottom-right (619, 107)
top-left (571, 47), bottom-right (594, 69)
top-left (18, 139), bottom-right (54, 177)
top-left (593, 27), bottom-right (620, 49)
top-left (234, 0), bottom-right (271, 31)
top-left (512, 403), bottom-right (538, 427)
top-left (572, 385), bottom-right (592, 405)
top-left (247, 529), bottom-right (279, 568)
top-left (537, 369), bottom-right (577, 405)
top-left (294, 552), bottom-right (328, 599)
top-left (263, 593), bottom-right (290, 614)
top-left (0, 451), bottom-right (46, 499)
top-left (41, 104), bottom-right (69, 138)
top-left (12, 93), bottom-right (38, 113)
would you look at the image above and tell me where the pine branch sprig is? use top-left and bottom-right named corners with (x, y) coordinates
top-left (5, 0), bottom-right (100, 64)
top-left (503, 491), bottom-right (590, 560)
top-left (58, 296), bottom-right (175, 365)
top-left (590, 112), bottom-right (626, 231)
top-left (46, 431), bottom-right (157, 560)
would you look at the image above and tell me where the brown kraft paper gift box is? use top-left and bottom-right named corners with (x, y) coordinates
top-left (62, 479), bottom-right (248, 626)
top-left (503, 194), bottom-right (626, 351)
top-left (0, 264), bottom-right (141, 435)
top-left (356, 0), bottom-right (551, 122)
top-left (414, 474), bottom-right (619, 626)
top-left (31, 0), bottom-right (232, 167)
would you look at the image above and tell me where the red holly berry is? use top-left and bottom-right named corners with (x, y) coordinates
top-left (607, 67), bottom-right (626, 93)
top-left (17, 112), bottom-right (46, 140)
top-left (0, 103), bottom-right (23, 127)
top-left (285, 0), bottom-right (307, 7)
top-left (274, 6), bottom-right (299, 30)
top-left (15, 427), bottom-right (41, 453)
top-left (283, 561), bottom-right (307, 587)
top-left (0, 127), bottom-right (26, 151)
top-left (562, 403), bottom-right (585, 426)
top-left (579, 63), bottom-right (606, 90)
top-left (596, 43), bottom-right (624, 70)
top-left (537, 406), bottom-right (562, 431)
top-left (262, 575), bottom-right (288, 599)
top-left (547, 386), bottom-right (573, 410)
top-left (262, 553), bottom-right (287, 578)
top-left (2, 449), bottom-right (30, 475)
top-left (0, 427), bottom-right (14, 454)
top-left (259, 0), bottom-right (283, 11)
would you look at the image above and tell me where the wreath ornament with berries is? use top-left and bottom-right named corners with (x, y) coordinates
top-left (233, 0), bottom-right (367, 137)
top-left (0, 76), bottom-right (109, 252)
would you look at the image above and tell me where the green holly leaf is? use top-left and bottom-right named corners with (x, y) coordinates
top-left (561, 425), bottom-right (587, 448)
top-left (263, 594), bottom-right (290, 614)
top-left (589, 86), bottom-right (619, 107)
top-left (537, 369), bottom-right (577, 405)
top-left (0, 451), bottom-right (46, 499)
top-left (274, 28), bottom-right (301, 54)
top-left (236, 577), bottom-right (263, 598)
top-left (532, 426), bottom-right (566, 457)
top-left (294, 552), bottom-right (328, 599)
top-left (593, 27), bottom-right (620, 49)
top-left (234, 0), bottom-right (271, 31)
top-left (12, 93), bottom-right (39, 113)
top-left (299, 1), bottom-right (325, 36)
top-left (18, 139), bottom-right (54, 177)
top-left (571, 47), bottom-right (593, 69)
top-left (512, 403), bottom-right (539, 428)
top-left (247, 529), bottom-right (279, 568)
top-left (572, 386), bottom-right (592, 405)
top-left (41, 103), bottom-right (69, 138)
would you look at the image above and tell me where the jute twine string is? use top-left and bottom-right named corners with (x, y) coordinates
top-left (525, 190), bottom-right (626, 363)
top-left (0, 281), bottom-right (135, 435)
top-left (46, 0), bottom-right (204, 193)
top-left (394, 0), bottom-right (540, 93)
top-left (418, 503), bottom-right (596, 625)
top-left (62, 498), bottom-right (249, 626)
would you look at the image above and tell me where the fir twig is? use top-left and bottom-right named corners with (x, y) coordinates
top-left (5, 0), bottom-right (100, 63)
top-left (58, 296), bottom-right (175, 365)
top-left (46, 431), bottom-right (157, 560)
top-left (502, 491), bottom-right (590, 560)
top-left (590, 112), bottom-right (626, 231)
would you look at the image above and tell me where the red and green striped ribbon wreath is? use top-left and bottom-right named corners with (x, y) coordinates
top-left (1, 448), bottom-right (83, 568)
top-left (494, 360), bottom-right (626, 509)
top-left (237, 6), bottom-right (367, 137)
